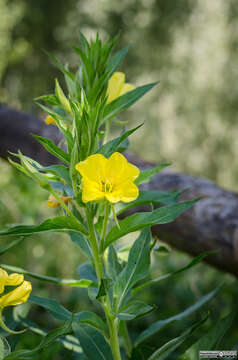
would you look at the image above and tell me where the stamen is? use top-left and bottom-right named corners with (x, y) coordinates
top-left (101, 180), bottom-right (112, 193)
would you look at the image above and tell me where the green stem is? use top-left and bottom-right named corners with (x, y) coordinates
top-left (120, 321), bottom-right (132, 357)
top-left (0, 309), bottom-right (26, 334)
top-left (103, 119), bottom-right (111, 145)
top-left (100, 201), bottom-right (110, 253)
top-left (85, 206), bottom-right (103, 281)
top-left (111, 204), bottom-right (120, 229)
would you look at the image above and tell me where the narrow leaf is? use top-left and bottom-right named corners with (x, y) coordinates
top-left (32, 135), bottom-right (70, 164)
top-left (115, 300), bottom-right (154, 321)
top-left (96, 124), bottom-right (143, 157)
top-left (148, 316), bottom-right (208, 360)
top-left (135, 164), bottom-right (171, 186)
top-left (114, 228), bottom-right (151, 310)
top-left (0, 264), bottom-right (97, 288)
top-left (0, 216), bottom-right (88, 236)
top-left (105, 199), bottom-right (199, 249)
top-left (73, 323), bottom-right (113, 360)
top-left (103, 82), bottom-right (158, 122)
top-left (135, 287), bottom-right (220, 346)
top-left (117, 190), bottom-right (183, 216)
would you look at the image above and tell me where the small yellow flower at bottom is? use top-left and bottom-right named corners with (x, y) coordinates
top-left (106, 72), bottom-right (135, 103)
top-left (0, 268), bottom-right (32, 334)
top-left (45, 115), bottom-right (56, 125)
top-left (75, 152), bottom-right (140, 204)
top-left (47, 194), bottom-right (72, 207)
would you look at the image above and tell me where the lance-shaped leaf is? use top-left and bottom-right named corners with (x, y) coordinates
top-left (117, 190), bottom-right (183, 216)
top-left (135, 286), bottom-right (220, 346)
top-left (103, 82), bottom-right (158, 122)
top-left (69, 232), bottom-right (93, 261)
top-left (185, 312), bottom-right (235, 360)
top-left (32, 135), bottom-right (70, 164)
top-left (0, 264), bottom-right (97, 288)
top-left (115, 300), bottom-right (154, 321)
top-left (0, 216), bottom-right (88, 236)
top-left (73, 323), bottom-right (113, 360)
top-left (96, 124), bottom-right (143, 157)
top-left (29, 295), bottom-right (72, 321)
top-left (107, 47), bottom-right (129, 77)
top-left (106, 245), bottom-right (122, 281)
top-left (4, 316), bottom-right (73, 360)
top-left (105, 199), bottom-right (199, 249)
top-left (135, 163), bottom-right (171, 186)
top-left (114, 228), bottom-right (151, 310)
top-left (147, 316), bottom-right (208, 360)
top-left (132, 250), bottom-right (218, 295)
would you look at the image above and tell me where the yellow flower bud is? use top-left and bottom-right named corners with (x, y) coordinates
top-left (47, 194), bottom-right (72, 207)
top-left (107, 72), bottom-right (135, 104)
top-left (45, 115), bottom-right (56, 125)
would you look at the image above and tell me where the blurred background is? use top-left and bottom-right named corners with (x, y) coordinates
top-left (0, 0), bottom-right (238, 358)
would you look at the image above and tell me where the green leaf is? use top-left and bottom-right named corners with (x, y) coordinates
top-left (73, 323), bottom-right (113, 360)
top-left (46, 50), bottom-right (75, 80)
top-left (5, 317), bottom-right (73, 359)
top-left (106, 245), bottom-right (122, 281)
top-left (135, 286), bottom-right (220, 346)
top-left (96, 124), bottom-right (143, 157)
top-left (132, 250), bottom-right (218, 295)
top-left (69, 232), bottom-right (93, 260)
top-left (147, 316), bottom-right (208, 360)
top-left (105, 199), bottom-right (199, 249)
top-left (75, 311), bottom-right (107, 335)
top-left (32, 135), bottom-right (70, 164)
top-left (117, 190), bottom-right (183, 216)
top-left (0, 264), bottom-right (97, 288)
top-left (35, 94), bottom-right (59, 106)
top-left (103, 82), bottom-right (158, 122)
top-left (29, 295), bottom-right (72, 321)
top-left (107, 47), bottom-right (129, 76)
top-left (43, 165), bottom-right (71, 184)
top-left (0, 336), bottom-right (10, 359)
top-left (0, 216), bottom-right (88, 236)
top-left (135, 164), bottom-right (171, 186)
top-left (114, 228), bottom-right (151, 310)
top-left (0, 237), bottom-right (26, 255)
top-left (185, 312), bottom-right (235, 360)
top-left (115, 300), bottom-right (154, 321)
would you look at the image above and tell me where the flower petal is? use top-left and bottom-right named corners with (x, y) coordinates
top-left (6, 274), bottom-right (24, 286)
top-left (0, 281), bottom-right (32, 308)
top-left (106, 181), bottom-right (139, 203)
top-left (107, 72), bottom-right (125, 103)
top-left (82, 177), bottom-right (105, 203)
top-left (0, 269), bottom-right (8, 294)
top-left (75, 154), bottom-right (107, 183)
top-left (106, 152), bottom-right (140, 185)
top-left (119, 83), bottom-right (135, 96)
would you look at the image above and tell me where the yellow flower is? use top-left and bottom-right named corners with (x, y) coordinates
top-left (107, 72), bottom-right (135, 103)
top-left (47, 194), bottom-right (72, 207)
top-left (0, 268), bottom-right (32, 333)
top-left (45, 115), bottom-right (56, 125)
top-left (0, 281), bottom-right (32, 308)
top-left (75, 152), bottom-right (140, 203)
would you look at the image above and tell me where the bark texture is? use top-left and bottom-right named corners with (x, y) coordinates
top-left (1, 106), bottom-right (238, 277)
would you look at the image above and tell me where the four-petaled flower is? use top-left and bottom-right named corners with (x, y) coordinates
top-left (75, 152), bottom-right (140, 203)
top-left (107, 72), bottom-right (135, 103)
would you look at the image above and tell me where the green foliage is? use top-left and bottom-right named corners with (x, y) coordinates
top-left (0, 32), bottom-right (235, 360)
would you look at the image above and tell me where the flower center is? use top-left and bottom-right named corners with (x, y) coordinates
top-left (101, 180), bottom-right (113, 193)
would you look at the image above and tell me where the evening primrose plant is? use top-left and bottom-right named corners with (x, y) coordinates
top-left (0, 34), bottom-right (221, 359)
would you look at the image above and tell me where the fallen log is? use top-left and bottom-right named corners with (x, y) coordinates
top-left (1, 106), bottom-right (238, 276)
